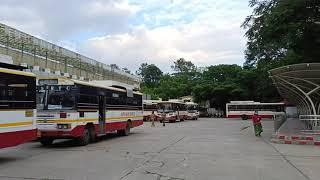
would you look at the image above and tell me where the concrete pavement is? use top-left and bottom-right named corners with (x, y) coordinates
top-left (0, 118), bottom-right (319, 180)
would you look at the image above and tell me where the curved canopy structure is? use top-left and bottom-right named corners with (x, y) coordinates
top-left (269, 63), bottom-right (320, 116)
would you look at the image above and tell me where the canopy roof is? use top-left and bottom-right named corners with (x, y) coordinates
top-left (269, 63), bottom-right (320, 115)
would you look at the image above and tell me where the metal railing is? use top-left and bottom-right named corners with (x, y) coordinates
top-left (300, 115), bottom-right (320, 132)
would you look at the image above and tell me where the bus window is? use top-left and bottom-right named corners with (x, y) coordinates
top-left (0, 80), bottom-right (5, 101)
top-left (0, 73), bottom-right (35, 109)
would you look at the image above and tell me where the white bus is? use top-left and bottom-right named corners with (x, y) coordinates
top-left (143, 100), bottom-right (161, 121)
top-left (185, 102), bottom-right (199, 120)
top-left (36, 78), bottom-right (143, 146)
top-left (226, 101), bottom-right (285, 120)
top-left (0, 63), bottom-right (37, 148)
top-left (157, 101), bottom-right (187, 122)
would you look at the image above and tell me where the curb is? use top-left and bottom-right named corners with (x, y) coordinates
top-left (271, 138), bottom-right (320, 146)
top-left (276, 134), bottom-right (314, 141)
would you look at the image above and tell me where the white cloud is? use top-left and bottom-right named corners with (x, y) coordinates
top-left (81, 0), bottom-right (250, 72)
top-left (0, 0), bottom-right (251, 72)
top-left (0, 0), bottom-right (136, 41)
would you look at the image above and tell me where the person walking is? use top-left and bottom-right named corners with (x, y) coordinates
top-left (161, 112), bottom-right (166, 127)
top-left (150, 111), bottom-right (156, 127)
top-left (252, 111), bottom-right (263, 136)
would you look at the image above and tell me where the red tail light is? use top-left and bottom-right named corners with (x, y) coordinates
top-left (60, 112), bottom-right (67, 118)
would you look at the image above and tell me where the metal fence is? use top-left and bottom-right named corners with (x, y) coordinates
top-left (300, 115), bottom-right (320, 133)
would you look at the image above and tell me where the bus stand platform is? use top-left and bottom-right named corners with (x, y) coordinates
top-left (271, 118), bottom-right (320, 145)
top-left (269, 63), bottom-right (320, 146)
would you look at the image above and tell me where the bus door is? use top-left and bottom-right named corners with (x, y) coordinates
top-left (98, 96), bottom-right (106, 134)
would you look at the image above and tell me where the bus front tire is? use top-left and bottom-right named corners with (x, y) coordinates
top-left (77, 128), bottom-right (90, 146)
top-left (40, 137), bottom-right (54, 146)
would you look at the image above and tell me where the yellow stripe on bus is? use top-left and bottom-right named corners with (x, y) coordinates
top-left (37, 118), bottom-right (98, 123)
top-left (0, 121), bottom-right (33, 128)
top-left (37, 116), bottom-right (143, 123)
top-left (0, 67), bottom-right (36, 77)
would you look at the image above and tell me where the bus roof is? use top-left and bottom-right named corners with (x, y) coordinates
top-left (38, 77), bottom-right (142, 95)
top-left (185, 102), bottom-right (198, 106)
top-left (158, 101), bottom-right (185, 104)
top-left (143, 100), bottom-right (162, 105)
top-left (227, 102), bottom-right (284, 105)
top-left (0, 67), bottom-right (35, 77)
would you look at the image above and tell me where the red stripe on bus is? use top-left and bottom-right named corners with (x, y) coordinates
top-left (40, 120), bottom-right (144, 138)
top-left (0, 129), bottom-right (37, 149)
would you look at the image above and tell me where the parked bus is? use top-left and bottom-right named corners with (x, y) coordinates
top-left (185, 102), bottom-right (199, 120)
top-left (0, 63), bottom-right (37, 148)
top-left (226, 101), bottom-right (285, 120)
top-left (143, 100), bottom-right (161, 121)
top-left (36, 78), bottom-right (143, 146)
top-left (156, 101), bottom-right (187, 122)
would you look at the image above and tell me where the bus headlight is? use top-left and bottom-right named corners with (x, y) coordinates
top-left (57, 124), bottom-right (71, 129)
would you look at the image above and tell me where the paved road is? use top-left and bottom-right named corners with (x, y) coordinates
top-left (0, 118), bottom-right (319, 180)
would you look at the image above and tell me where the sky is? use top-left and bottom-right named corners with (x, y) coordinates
top-left (0, 0), bottom-right (252, 73)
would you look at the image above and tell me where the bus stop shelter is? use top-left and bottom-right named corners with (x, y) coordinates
top-left (269, 63), bottom-right (320, 132)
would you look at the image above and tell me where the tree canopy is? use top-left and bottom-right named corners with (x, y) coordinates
top-left (136, 63), bottom-right (163, 88)
top-left (242, 0), bottom-right (320, 68)
top-left (137, 0), bottom-right (319, 111)
top-left (171, 58), bottom-right (197, 73)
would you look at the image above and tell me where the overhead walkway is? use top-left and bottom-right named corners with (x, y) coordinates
top-left (270, 63), bottom-right (320, 133)
top-left (0, 23), bottom-right (141, 89)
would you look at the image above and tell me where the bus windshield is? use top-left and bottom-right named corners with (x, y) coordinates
top-left (187, 105), bottom-right (198, 112)
top-left (36, 89), bottom-right (45, 110)
top-left (158, 103), bottom-right (174, 113)
top-left (37, 85), bottom-right (76, 110)
top-left (47, 91), bottom-right (75, 110)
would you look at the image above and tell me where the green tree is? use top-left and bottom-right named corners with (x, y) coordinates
top-left (137, 63), bottom-right (163, 88)
top-left (171, 58), bottom-right (196, 73)
top-left (192, 64), bottom-right (248, 110)
top-left (242, 0), bottom-right (320, 68)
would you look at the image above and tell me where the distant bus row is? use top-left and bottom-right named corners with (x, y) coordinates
top-left (144, 100), bottom-right (285, 121)
top-left (143, 100), bottom-right (200, 122)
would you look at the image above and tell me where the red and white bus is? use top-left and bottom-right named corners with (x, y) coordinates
top-left (156, 101), bottom-right (187, 122)
top-left (143, 100), bottom-right (162, 121)
top-left (36, 78), bottom-right (143, 146)
top-left (0, 63), bottom-right (37, 148)
top-left (185, 102), bottom-right (199, 120)
top-left (226, 101), bottom-right (285, 120)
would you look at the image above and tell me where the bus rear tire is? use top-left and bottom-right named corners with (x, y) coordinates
top-left (118, 123), bottom-right (130, 136)
top-left (40, 137), bottom-right (54, 146)
top-left (76, 128), bottom-right (90, 146)
top-left (88, 126), bottom-right (96, 142)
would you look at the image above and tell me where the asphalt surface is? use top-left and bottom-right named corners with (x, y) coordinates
top-left (0, 118), bottom-right (320, 180)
